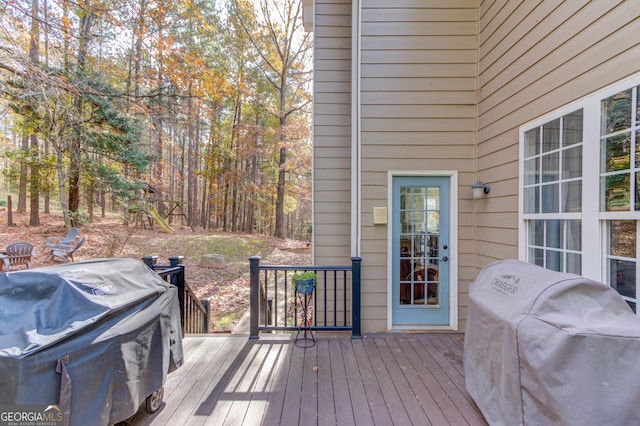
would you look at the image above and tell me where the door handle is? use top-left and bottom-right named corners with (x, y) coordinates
top-left (442, 256), bottom-right (449, 261)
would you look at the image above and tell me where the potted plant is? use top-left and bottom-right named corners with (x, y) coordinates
top-left (292, 271), bottom-right (317, 294)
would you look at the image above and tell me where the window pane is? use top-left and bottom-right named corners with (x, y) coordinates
top-left (525, 128), bottom-right (540, 157)
top-left (610, 221), bottom-right (636, 258)
top-left (563, 110), bottom-right (583, 146)
top-left (546, 219), bottom-right (562, 249)
top-left (524, 187), bottom-right (539, 213)
top-left (602, 89), bottom-right (632, 135)
top-left (567, 220), bottom-right (581, 251)
top-left (542, 184), bottom-right (559, 213)
top-left (530, 248), bottom-right (544, 267)
top-left (603, 133), bottom-right (631, 172)
top-left (636, 172), bottom-right (640, 211)
top-left (543, 118), bottom-right (560, 152)
top-left (566, 253), bottom-right (581, 275)
top-left (524, 158), bottom-right (539, 185)
top-left (546, 250), bottom-right (563, 271)
top-left (562, 180), bottom-right (582, 212)
top-left (530, 220), bottom-right (544, 246)
top-left (542, 152), bottom-right (559, 182)
top-left (603, 174), bottom-right (630, 211)
top-left (636, 130), bottom-right (640, 167)
top-left (610, 259), bottom-right (636, 299)
top-left (562, 146), bottom-right (582, 179)
top-left (637, 86), bottom-right (640, 126)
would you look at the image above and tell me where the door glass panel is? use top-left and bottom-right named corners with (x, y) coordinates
top-left (398, 185), bottom-right (441, 306)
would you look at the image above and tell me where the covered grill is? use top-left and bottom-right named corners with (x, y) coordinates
top-left (464, 259), bottom-right (640, 426)
top-left (0, 258), bottom-right (183, 426)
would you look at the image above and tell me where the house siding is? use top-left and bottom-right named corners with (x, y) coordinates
top-left (313, 0), bottom-right (353, 268)
top-left (312, 0), bottom-right (640, 334)
top-left (359, 0), bottom-right (478, 332)
top-left (476, 0), bottom-right (640, 266)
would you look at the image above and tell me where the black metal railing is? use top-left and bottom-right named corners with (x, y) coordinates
top-left (142, 255), bottom-right (211, 334)
top-left (249, 256), bottom-right (361, 339)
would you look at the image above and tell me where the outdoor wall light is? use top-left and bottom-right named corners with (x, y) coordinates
top-left (472, 180), bottom-right (490, 199)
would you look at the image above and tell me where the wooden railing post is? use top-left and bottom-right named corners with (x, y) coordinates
top-left (351, 257), bottom-right (362, 338)
top-left (200, 298), bottom-right (211, 333)
top-left (249, 256), bottom-right (260, 339)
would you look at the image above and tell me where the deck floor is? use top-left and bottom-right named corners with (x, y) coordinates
top-left (128, 333), bottom-right (487, 426)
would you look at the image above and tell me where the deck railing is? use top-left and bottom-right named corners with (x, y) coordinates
top-left (249, 256), bottom-right (361, 338)
top-left (142, 255), bottom-right (211, 334)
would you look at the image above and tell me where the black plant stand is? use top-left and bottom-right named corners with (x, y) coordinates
top-left (295, 292), bottom-right (315, 348)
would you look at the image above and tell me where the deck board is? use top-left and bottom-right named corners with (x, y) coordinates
top-left (127, 333), bottom-right (487, 426)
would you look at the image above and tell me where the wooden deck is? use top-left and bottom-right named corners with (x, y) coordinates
top-left (128, 333), bottom-right (487, 426)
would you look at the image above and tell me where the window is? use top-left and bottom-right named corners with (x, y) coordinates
top-left (601, 85), bottom-right (640, 313)
top-left (607, 221), bottom-right (637, 313)
top-left (522, 110), bottom-right (583, 274)
top-left (520, 75), bottom-right (640, 316)
top-left (600, 88), bottom-right (640, 211)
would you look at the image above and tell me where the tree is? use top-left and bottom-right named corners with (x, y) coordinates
top-left (233, 0), bottom-right (312, 238)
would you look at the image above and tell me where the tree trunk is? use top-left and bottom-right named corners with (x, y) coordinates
top-left (29, 134), bottom-right (40, 225)
top-left (17, 135), bottom-right (28, 213)
top-left (7, 196), bottom-right (14, 227)
top-left (28, 0), bottom-right (40, 226)
top-left (68, 12), bottom-right (96, 225)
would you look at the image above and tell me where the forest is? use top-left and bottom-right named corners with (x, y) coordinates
top-left (0, 0), bottom-right (312, 239)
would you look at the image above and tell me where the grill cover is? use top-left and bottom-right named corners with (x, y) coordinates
top-left (0, 258), bottom-right (183, 426)
top-left (464, 259), bottom-right (640, 426)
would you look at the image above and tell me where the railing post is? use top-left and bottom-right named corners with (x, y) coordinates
top-left (200, 298), bottom-right (211, 333)
top-left (351, 257), bottom-right (362, 338)
top-left (249, 256), bottom-right (261, 339)
top-left (141, 255), bottom-right (158, 268)
top-left (169, 256), bottom-right (186, 329)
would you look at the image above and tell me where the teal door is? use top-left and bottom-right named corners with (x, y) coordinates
top-left (392, 176), bottom-right (450, 326)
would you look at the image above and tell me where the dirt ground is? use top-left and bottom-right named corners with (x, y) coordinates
top-left (0, 209), bottom-right (311, 332)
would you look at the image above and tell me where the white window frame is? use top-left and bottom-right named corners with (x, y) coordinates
top-left (519, 72), bottom-right (640, 287)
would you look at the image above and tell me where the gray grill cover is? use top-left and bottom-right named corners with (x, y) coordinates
top-left (0, 258), bottom-right (183, 426)
top-left (464, 259), bottom-right (640, 426)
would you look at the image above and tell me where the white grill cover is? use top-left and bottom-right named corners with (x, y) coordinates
top-left (464, 259), bottom-right (640, 426)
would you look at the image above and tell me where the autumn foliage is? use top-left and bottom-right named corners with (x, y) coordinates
top-left (0, 0), bottom-right (312, 239)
